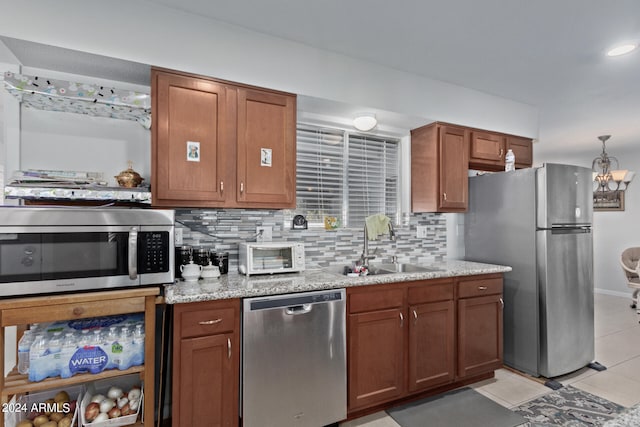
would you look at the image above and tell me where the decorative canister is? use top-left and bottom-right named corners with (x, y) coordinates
top-left (114, 161), bottom-right (144, 188)
top-left (212, 251), bottom-right (229, 274)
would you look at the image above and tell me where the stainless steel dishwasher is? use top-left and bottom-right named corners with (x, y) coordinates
top-left (242, 288), bottom-right (346, 427)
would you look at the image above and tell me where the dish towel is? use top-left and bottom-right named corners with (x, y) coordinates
top-left (365, 213), bottom-right (391, 240)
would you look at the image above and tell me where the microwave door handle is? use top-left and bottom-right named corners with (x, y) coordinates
top-left (128, 227), bottom-right (138, 280)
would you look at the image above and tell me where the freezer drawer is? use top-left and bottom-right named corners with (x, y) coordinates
top-left (242, 289), bottom-right (347, 427)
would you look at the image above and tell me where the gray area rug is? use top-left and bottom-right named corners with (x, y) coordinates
top-left (387, 387), bottom-right (527, 427)
top-left (603, 403), bottom-right (640, 426)
top-left (514, 386), bottom-right (625, 426)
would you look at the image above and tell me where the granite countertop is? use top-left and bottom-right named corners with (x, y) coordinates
top-left (163, 260), bottom-right (512, 304)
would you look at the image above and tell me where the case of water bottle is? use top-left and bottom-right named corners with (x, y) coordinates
top-left (25, 313), bottom-right (146, 382)
top-left (4, 384), bottom-right (81, 427)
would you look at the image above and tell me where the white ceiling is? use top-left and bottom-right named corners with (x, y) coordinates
top-left (143, 0), bottom-right (640, 158)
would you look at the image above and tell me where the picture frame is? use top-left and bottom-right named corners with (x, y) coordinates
top-left (593, 191), bottom-right (625, 211)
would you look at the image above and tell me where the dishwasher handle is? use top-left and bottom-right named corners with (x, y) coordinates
top-left (285, 304), bottom-right (312, 315)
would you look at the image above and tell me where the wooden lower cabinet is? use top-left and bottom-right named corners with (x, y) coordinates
top-left (173, 299), bottom-right (240, 427)
top-left (347, 275), bottom-right (503, 415)
top-left (348, 308), bottom-right (405, 410)
top-left (457, 277), bottom-right (504, 379)
top-left (408, 300), bottom-right (455, 392)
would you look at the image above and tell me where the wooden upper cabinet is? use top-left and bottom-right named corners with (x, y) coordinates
top-left (469, 131), bottom-right (505, 170)
top-left (236, 88), bottom-right (296, 208)
top-left (506, 135), bottom-right (533, 169)
top-left (411, 123), bottom-right (469, 213)
top-left (151, 68), bottom-right (296, 209)
top-left (440, 126), bottom-right (469, 210)
top-left (152, 70), bottom-right (232, 207)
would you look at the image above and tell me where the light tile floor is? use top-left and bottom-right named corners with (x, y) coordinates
top-left (341, 293), bottom-right (640, 427)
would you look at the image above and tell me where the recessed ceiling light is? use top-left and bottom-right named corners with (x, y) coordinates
top-left (606, 43), bottom-right (637, 57)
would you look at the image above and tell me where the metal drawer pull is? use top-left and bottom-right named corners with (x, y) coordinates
top-left (478, 286), bottom-right (488, 290)
top-left (443, 192), bottom-right (447, 201)
top-left (220, 181), bottom-right (224, 192)
top-left (413, 309), bottom-right (418, 325)
top-left (240, 182), bottom-right (244, 194)
top-left (227, 338), bottom-right (232, 360)
top-left (199, 319), bottom-right (222, 325)
top-left (500, 148), bottom-right (504, 158)
top-left (399, 312), bottom-right (404, 327)
top-left (500, 298), bottom-right (504, 309)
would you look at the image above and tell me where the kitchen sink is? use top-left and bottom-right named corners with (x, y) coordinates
top-left (368, 263), bottom-right (444, 275)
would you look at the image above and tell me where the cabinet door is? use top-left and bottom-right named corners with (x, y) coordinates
top-left (506, 136), bottom-right (533, 168)
top-left (439, 125), bottom-right (468, 211)
top-left (457, 294), bottom-right (503, 378)
top-left (177, 333), bottom-right (238, 427)
top-left (469, 131), bottom-right (505, 169)
top-left (348, 308), bottom-right (405, 411)
top-left (408, 301), bottom-right (455, 392)
top-left (153, 71), bottom-right (232, 206)
top-left (236, 88), bottom-right (296, 208)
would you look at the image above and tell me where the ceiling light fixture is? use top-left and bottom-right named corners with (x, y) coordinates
top-left (353, 113), bottom-right (377, 132)
top-left (606, 43), bottom-right (637, 57)
top-left (592, 135), bottom-right (634, 209)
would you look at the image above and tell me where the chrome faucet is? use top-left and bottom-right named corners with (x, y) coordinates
top-left (359, 222), bottom-right (397, 267)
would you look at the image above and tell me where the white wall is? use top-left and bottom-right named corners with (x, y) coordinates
top-left (536, 149), bottom-right (640, 297)
top-left (0, 0), bottom-right (538, 139)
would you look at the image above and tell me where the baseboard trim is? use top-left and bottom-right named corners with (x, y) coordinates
top-left (594, 288), bottom-right (631, 299)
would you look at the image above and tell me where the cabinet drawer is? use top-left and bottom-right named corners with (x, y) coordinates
top-left (457, 278), bottom-right (503, 298)
top-left (349, 287), bottom-right (404, 314)
top-left (1, 297), bottom-right (146, 325)
top-left (407, 280), bottom-right (453, 304)
top-left (178, 305), bottom-right (237, 338)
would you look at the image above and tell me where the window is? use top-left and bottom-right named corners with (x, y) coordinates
top-left (296, 124), bottom-right (400, 227)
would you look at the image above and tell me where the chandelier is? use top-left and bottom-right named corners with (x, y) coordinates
top-left (592, 135), bottom-right (634, 207)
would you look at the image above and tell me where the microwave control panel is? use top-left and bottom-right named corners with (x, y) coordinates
top-left (138, 231), bottom-right (170, 273)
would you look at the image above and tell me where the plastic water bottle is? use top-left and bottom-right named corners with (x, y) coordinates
top-left (131, 324), bottom-right (145, 366)
top-left (17, 330), bottom-right (34, 374)
top-left (28, 334), bottom-right (48, 382)
top-left (59, 332), bottom-right (77, 379)
top-left (105, 326), bottom-right (119, 370)
top-left (48, 332), bottom-right (63, 376)
top-left (505, 149), bottom-right (515, 171)
top-left (118, 326), bottom-right (132, 370)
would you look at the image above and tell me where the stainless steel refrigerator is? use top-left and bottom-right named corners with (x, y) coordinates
top-left (465, 163), bottom-right (594, 378)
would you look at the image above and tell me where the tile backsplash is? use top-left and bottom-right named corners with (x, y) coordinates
top-left (175, 209), bottom-right (447, 272)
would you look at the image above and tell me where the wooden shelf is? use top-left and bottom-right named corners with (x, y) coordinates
top-left (2, 366), bottom-right (144, 397)
top-left (0, 288), bottom-right (159, 427)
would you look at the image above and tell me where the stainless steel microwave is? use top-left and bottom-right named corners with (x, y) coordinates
top-left (0, 207), bottom-right (174, 297)
top-left (238, 242), bottom-right (305, 276)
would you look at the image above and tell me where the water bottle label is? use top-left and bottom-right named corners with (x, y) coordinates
top-left (69, 346), bottom-right (109, 374)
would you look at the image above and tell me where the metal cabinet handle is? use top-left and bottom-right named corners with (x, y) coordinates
top-left (240, 182), bottom-right (244, 194)
top-left (412, 309), bottom-right (418, 325)
top-left (500, 148), bottom-right (504, 158)
top-left (227, 338), bottom-right (232, 360)
top-left (478, 286), bottom-right (488, 290)
top-left (198, 319), bottom-right (222, 325)
top-left (500, 298), bottom-right (504, 309)
top-left (220, 181), bottom-right (224, 193)
top-left (399, 312), bottom-right (404, 328)
top-left (443, 193), bottom-right (447, 201)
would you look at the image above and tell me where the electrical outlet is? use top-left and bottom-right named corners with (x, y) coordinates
top-left (175, 227), bottom-right (183, 245)
top-left (416, 225), bottom-right (428, 239)
top-left (256, 226), bottom-right (273, 242)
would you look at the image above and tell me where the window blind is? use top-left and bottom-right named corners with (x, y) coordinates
top-left (296, 125), bottom-right (345, 224)
top-left (347, 134), bottom-right (399, 227)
